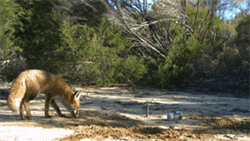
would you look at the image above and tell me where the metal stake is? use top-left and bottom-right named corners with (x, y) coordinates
top-left (146, 101), bottom-right (149, 117)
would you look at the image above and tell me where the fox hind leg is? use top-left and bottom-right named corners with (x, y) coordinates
top-left (19, 101), bottom-right (25, 120)
top-left (23, 100), bottom-right (31, 120)
top-left (21, 94), bottom-right (37, 120)
top-left (19, 97), bottom-right (32, 120)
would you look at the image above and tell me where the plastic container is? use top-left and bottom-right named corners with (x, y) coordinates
top-left (167, 111), bottom-right (183, 120)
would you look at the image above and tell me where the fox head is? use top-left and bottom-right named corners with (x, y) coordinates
top-left (71, 91), bottom-right (81, 118)
top-left (59, 91), bottom-right (81, 118)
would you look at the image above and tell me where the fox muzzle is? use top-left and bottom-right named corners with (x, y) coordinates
top-left (72, 110), bottom-right (79, 118)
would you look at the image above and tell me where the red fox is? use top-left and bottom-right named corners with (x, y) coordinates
top-left (7, 69), bottom-right (81, 120)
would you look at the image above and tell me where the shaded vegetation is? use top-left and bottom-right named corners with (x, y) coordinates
top-left (0, 0), bottom-right (248, 91)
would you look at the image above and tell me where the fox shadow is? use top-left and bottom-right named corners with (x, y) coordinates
top-left (0, 97), bottom-right (142, 129)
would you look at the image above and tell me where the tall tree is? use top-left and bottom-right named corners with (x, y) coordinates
top-left (14, 0), bottom-right (62, 72)
top-left (0, 0), bottom-right (23, 60)
top-left (235, 15), bottom-right (250, 61)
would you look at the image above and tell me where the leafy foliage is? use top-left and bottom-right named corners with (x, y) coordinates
top-left (1, 0), bottom-right (247, 89)
top-left (145, 4), bottom-right (226, 87)
top-left (235, 15), bottom-right (250, 44)
top-left (234, 15), bottom-right (250, 71)
top-left (14, 0), bottom-right (62, 73)
top-left (0, 0), bottom-right (23, 60)
top-left (157, 33), bottom-right (203, 86)
top-left (59, 19), bottom-right (147, 86)
top-left (186, 5), bottom-right (225, 45)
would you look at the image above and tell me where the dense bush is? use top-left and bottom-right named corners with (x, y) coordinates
top-left (58, 19), bottom-right (147, 86)
top-left (0, 0), bottom-right (23, 60)
top-left (235, 15), bottom-right (250, 64)
top-left (156, 33), bottom-right (203, 87)
top-left (14, 0), bottom-right (62, 73)
top-left (187, 12), bottom-right (249, 88)
top-left (146, 5), bottom-right (225, 87)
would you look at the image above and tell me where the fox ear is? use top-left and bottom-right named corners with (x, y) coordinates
top-left (74, 91), bottom-right (81, 99)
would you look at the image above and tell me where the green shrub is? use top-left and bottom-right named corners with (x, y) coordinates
top-left (0, 0), bottom-right (23, 60)
top-left (12, 0), bottom-right (62, 72)
top-left (59, 19), bottom-right (147, 86)
top-left (235, 15), bottom-right (250, 61)
top-left (157, 33), bottom-right (203, 87)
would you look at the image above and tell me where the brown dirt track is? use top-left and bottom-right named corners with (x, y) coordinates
top-left (54, 112), bottom-right (249, 140)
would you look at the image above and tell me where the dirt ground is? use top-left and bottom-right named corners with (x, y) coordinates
top-left (0, 82), bottom-right (249, 140)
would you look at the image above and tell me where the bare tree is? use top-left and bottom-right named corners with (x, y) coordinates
top-left (50, 0), bottom-right (245, 61)
top-left (50, 0), bottom-right (107, 26)
top-left (103, 0), bottom-right (249, 60)
top-left (103, 0), bottom-right (196, 59)
top-left (103, 0), bottom-right (226, 59)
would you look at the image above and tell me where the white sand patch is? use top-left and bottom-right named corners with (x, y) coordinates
top-left (0, 126), bottom-right (74, 141)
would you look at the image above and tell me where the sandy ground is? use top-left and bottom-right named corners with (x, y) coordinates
top-left (0, 123), bottom-right (74, 141)
top-left (0, 83), bottom-right (249, 140)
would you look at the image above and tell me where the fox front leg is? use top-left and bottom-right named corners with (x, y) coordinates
top-left (45, 94), bottom-right (52, 118)
top-left (51, 99), bottom-right (66, 117)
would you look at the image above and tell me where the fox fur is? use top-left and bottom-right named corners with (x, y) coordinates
top-left (7, 69), bottom-right (80, 120)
